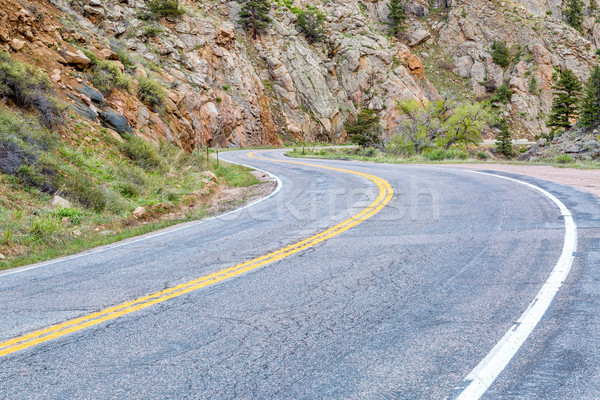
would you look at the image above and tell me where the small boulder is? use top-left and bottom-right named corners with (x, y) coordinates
top-left (99, 108), bottom-right (133, 136)
top-left (100, 230), bottom-right (115, 236)
top-left (72, 229), bottom-right (82, 236)
top-left (132, 206), bottom-right (146, 218)
top-left (99, 48), bottom-right (118, 60)
top-left (0, 253), bottom-right (5, 260)
top-left (57, 49), bottom-right (91, 70)
top-left (51, 195), bottom-right (71, 208)
top-left (407, 28), bottom-right (431, 47)
top-left (10, 38), bottom-right (26, 51)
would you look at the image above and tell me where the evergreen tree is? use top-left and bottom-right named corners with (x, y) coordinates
top-left (548, 69), bottom-right (582, 131)
top-left (491, 40), bottom-right (510, 68)
top-left (346, 109), bottom-right (382, 149)
top-left (387, 0), bottom-right (406, 38)
top-left (297, 6), bottom-right (326, 43)
top-left (580, 66), bottom-right (600, 129)
top-left (564, 0), bottom-right (584, 31)
top-left (239, 0), bottom-right (272, 40)
top-left (495, 117), bottom-right (513, 158)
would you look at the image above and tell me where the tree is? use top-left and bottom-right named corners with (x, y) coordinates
top-left (297, 6), bottom-right (325, 43)
top-left (387, 0), bottom-right (406, 38)
top-left (239, 0), bottom-right (272, 40)
top-left (437, 102), bottom-right (491, 149)
top-left (494, 117), bottom-right (513, 157)
top-left (547, 68), bottom-right (582, 131)
top-left (564, 0), bottom-right (584, 31)
top-left (147, 0), bottom-right (184, 18)
top-left (345, 109), bottom-right (382, 149)
top-left (387, 99), bottom-right (445, 156)
top-left (491, 40), bottom-right (510, 68)
top-left (580, 66), bottom-right (600, 129)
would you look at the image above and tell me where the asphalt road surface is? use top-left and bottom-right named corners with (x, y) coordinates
top-left (1, 149), bottom-right (599, 399)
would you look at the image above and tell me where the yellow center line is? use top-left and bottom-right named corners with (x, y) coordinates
top-left (0, 151), bottom-right (394, 357)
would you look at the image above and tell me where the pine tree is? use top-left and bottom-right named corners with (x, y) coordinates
top-left (548, 69), bottom-right (582, 131)
top-left (495, 117), bottom-right (513, 158)
top-left (387, 0), bottom-right (406, 38)
top-left (239, 0), bottom-right (272, 40)
top-left (564, 0), bottom-right (584, 31)
top-left (297, 6), bottom-right (326, 43)
top-left (346, 109), bottom-right (382, 149)
top-left (580, 66), bottom-right (600, 129)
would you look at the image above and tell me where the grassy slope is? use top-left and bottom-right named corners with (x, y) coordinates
top-left (0, 107), bottom-right (260, 270)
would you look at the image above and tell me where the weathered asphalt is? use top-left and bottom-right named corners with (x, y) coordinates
top-left (0, 149), bottom-right (599, 399)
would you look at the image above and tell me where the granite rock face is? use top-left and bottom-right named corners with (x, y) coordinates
top-left (37, 0), bottom-right (438, 147)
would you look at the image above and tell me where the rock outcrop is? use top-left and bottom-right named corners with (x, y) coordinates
top-left (400, 0), bottom-right (598, 137)
top-left (0, 0), bottom-right (438, 149)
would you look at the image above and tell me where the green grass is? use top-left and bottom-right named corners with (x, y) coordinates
top-left (0, 108), bottom-right (263, 270)
top-left (286, 146), bottom-right (600, 169)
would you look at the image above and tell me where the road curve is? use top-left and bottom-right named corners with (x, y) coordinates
top-left (0, 149), bottom-right (599, 399)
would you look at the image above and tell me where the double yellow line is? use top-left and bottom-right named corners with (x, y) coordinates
top-left (0, 152), bottom-right (393, 358)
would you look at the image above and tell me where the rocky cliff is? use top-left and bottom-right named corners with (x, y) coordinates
top-left (397, 0), bottom-right (598, 138)
top-left (0, 0), bottom-right (437, 149)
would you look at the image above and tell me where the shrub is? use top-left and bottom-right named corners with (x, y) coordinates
top-left (492, 40), bottom-right (510, 68)
top-left (29, 215), bottom-right (61, 243)
top-left (81, 49), bottom-right (98, 65)
top-left (136, 77), bottom-right (166, 110)
top-left (553, 154), bottom-right (574, 164)
top-left (491, 83), bottom-right (513, 104)
top-left (0, 51), bottom-right (63, 127)
top-left (121, 136), bottom-right (165, 171)
top-left (54, 206), bottom-right (82, 225)
top-left (116, 180), bottom-right (142, 198)
top-left (0, 110), bottom-right (61, 192)
top-left (297, 6), bottom-right (326, 43)
top-left (142, 25), bottom-right (163, 37)
top-left (64, 172), bottom-right (107, 211)
top-left (425, 148), bottom-right (449, 160)
top-left (148, 0), bottom-right (184, 18)
top-left (115, 48), bottom-right (136, 68)
top-left (89, 60), bottom-right (131, 95)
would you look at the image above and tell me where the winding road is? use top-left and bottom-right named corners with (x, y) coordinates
top-left (1, 149), bottom-right (599, 399)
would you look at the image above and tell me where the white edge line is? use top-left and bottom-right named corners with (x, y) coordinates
top-left (451, 170), bottom-right (578, 400)
top-left (0, 152), bottom-right (283, 278)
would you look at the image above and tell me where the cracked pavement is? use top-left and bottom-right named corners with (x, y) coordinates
top-left (1, 150), bottom-right (599, 399)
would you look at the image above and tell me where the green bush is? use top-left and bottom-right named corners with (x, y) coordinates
top-left (491, 83), bottom-right (513, 104)
top-left (54, 206), bottom-right (82, 225)
top-left (0, 51), bottom-right (63, 127)
top-left (142, 25), bottom-right (163, 37)
top-left (116, 181), bottom-right (142, 198)
top-left (297, 6), bottom-right (326, 42)
top-left (115, 48), bottom-right (136, 68)
top-left (89, 60), bottom-right (131, 95)
top-left (136, 77), bottom-right (166, 110)
top-left (148, 0), bottom-right (184, 18)
top-left (29, 215), bottom-right (61, 243)
top-left (553, 154), bottom-right (574, 164)
top-left (424, 148), bottom-right (468, 160)
top-left (425, 148), bottom-right (448, 160)
top-left (81, 49), bottom-right (98, 65)
top-left (121, 136), bottom-right (165, 171)
top-left (64, 172), bottom-right (107, 211)
top-left (492, 40), bottom-right (510, 68)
